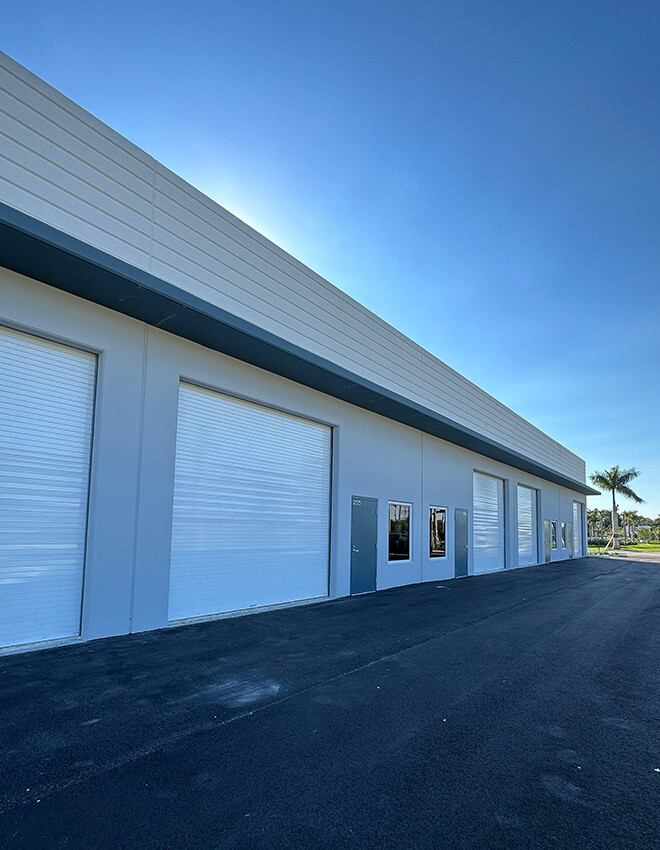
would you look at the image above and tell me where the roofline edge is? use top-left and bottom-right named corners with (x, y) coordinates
top-left (0, 202), bottom-right (599, 497)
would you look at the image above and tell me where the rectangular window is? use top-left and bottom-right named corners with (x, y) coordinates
top-left (429, 507), bottom-right (446, 558)
top-left (551, 521), bottom-right (558, 549)
top-left (389, 502), bottom-right (411, 561)
top-left (561, 521), bottom-right (567, 548)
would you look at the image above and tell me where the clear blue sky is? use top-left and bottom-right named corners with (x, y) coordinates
top-left (4, 1), bottom-right (659, 516)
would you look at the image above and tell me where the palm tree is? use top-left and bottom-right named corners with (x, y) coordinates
top-left (652, 516), bottom-right (660, 543)
top-left (589, 467), bottom-right (644, 549)
top-left (625, 510), bottom-right (644, 543)
top-left (621, 510), bottom-right (635, 543)
top-left (587, 508), bottom-right (600, 537)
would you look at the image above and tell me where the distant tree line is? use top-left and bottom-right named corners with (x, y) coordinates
top-left (587, 508), bottom-right (660, 543)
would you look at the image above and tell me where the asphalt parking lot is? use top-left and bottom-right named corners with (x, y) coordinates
top-left (1, 556), bottom-right (659, 849)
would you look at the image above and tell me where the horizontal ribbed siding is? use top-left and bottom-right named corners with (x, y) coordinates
top-left (0, 50), bottom-right (585, 483)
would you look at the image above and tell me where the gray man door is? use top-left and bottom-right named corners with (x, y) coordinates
top-left (454, 508), bottom-right (469, 577)
top-left (350, 496), bottom-right (378, 594)
top-left (544, 520), bottom-right (551, 562)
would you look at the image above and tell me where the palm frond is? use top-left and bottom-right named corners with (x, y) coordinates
top-left (590, 471), bottom-right (613, 490)
top-left (616, 484), bottom-right (644, 504)
top-left (589, 466), bottom-right (642, 499)
top-left (615, 467), bottom-right (641, 487)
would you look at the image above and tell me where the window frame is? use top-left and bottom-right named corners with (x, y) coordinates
top-left (561, 521), bottom-right (567, 549)
top-left (429, 505), bottom-right (447, 559)
top-left (388, 501), bottom-right (413, 564)
top-left (551, 520), bottom-right (558, 549)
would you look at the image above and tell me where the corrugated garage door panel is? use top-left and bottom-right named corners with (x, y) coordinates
top-left (0, 326), bottom-right (96, 647)
top-left (517, 484), bottom-right (538, 567)
top-left (169, 383), bottom-right (332, 621)
top-left (573, 502), bottom-right (583, 556)
top-left (473, 471), bottom-right (505, 574)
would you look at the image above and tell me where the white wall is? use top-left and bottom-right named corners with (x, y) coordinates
top-left (0, 50), bottom-right (585, 483)
top-left (0, 267), bottom-right (587, 646)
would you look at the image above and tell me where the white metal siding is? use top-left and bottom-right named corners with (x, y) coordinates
top-left (517, 485), bottom-right (538, 567)
top-left (169, 383), bottom-right (332, 620)
top-left (0, 325), bottom-right (96, 647)
top-left (573, 502), bottom-right (583, 557)
top-left (0, 51), bottom-right (586, 484)
top-left (473, 472), bottom-right (505, 574)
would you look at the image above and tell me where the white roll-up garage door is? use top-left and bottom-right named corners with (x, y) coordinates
top-left (169, 383), bottom-right (332, 621)
top-left (0, 326), bottom-right (96, 647)
top-left (517, 484), bottom-right (538, 567)
top-left (473, 472), bottom-right (505, 573)
top-left (573, 502), bottom-right (583, 556)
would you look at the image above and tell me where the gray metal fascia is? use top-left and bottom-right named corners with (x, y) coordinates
top-left (0, 202), bottom-right (599, 497)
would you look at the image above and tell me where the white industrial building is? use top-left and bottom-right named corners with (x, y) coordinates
top-left (0, 52), bottom-right (597, 652)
